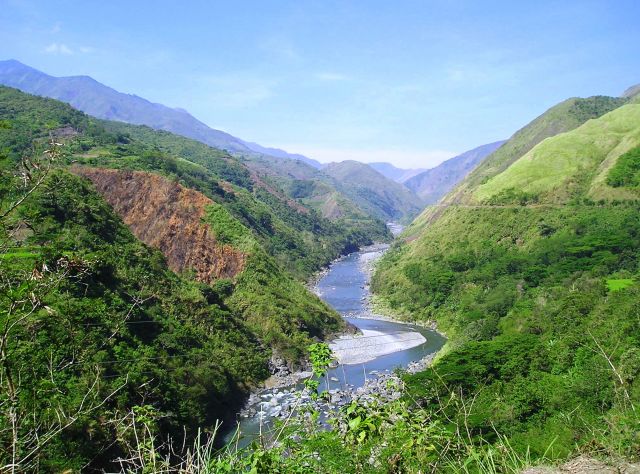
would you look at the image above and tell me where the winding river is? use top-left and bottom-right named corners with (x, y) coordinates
top-left (227, 236), bottom-right (445, 446)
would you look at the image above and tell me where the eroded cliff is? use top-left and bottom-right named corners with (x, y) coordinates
top-left (73, 167), bottom-right (246, 283)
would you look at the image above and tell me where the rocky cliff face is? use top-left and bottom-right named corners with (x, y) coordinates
top-left (73, 167), bottom-right (246, 283)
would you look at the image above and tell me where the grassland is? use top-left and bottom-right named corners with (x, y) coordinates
top-left (475, 104), bottom-right (640, 203)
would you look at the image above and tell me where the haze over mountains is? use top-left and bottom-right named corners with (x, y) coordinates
top-left (0, 59), bottom-right (447, 221)
top-left (404, 140), bottom-right (506, 203)
top-left (368, 162), bottom-right (427, 182)
top-left (0, 59), bottom-right (324, 165)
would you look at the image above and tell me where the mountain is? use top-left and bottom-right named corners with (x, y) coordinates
top-left (368, 162), bottom-right (427, 182)
top-left (404, 140), bottom-right (506, 203)
top-left (239, 140), bottom-right (323, 168)
top-left (622, 83), bottom-right (640, 99)
top-left (371, 91), bottom-right (640, 461)
top-left (322, 160), bottom-right (425, 222)
top-left (0, 59), bottom-right (319, 165)
top-left (439, 95), bottom-right (628, 207)
top-left (475, 103), bottom-right (640, 203)
top-left (0, 60), bottom-right (397, 226)
top-left (0, 85), bottom-right (361, 468)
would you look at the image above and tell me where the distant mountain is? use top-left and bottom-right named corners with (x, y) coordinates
top-left (368, 162), bottom-right (427, 183)
top-left (322, 160), bottom-right (425, 222)
top-left (623, 83), bottom-right (640, 100)
top-left (239, 140), bottom-right (323, 168)
top-left (404, 141), bottom-right (506, 203)
top-left (0, 59), bottom-right (319, 165)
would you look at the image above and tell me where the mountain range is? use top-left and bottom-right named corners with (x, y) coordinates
top-left (3, 53), bottom-right (640, 470)
top-left (0, 59), bottom-right (323, 166)
top-left (0, 59), bottom-right (428, 223)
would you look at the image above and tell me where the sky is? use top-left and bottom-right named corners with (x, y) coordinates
top-left (1, 0), bottom-right (639, 168)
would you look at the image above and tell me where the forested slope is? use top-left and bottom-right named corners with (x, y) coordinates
top-left (0, 86), bottom-right (352, 469)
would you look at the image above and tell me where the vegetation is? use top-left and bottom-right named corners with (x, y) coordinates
top-left (475, 104), bottom-right (640, 203)
top-left (1, 165), bottom-right (269, 470)
top-left (322, 160), bottom-right (425, 223)
top-left (607, 145), bottom-right (640, 188)
top-left (371, 94), bottom-right (640, 467)
top-left (93, 120), bottom-right (390, 279)
top-left (0, 85), bottom-right (361, 469)
top-left (2, 74), bottom-right (639, 472)
top-left (444, 95), bottom-right (628, 205)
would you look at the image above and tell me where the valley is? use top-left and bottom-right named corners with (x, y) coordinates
top-left (0, 6), bottom-right (639, 470)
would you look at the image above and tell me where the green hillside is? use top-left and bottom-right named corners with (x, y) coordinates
top-left (445, 95), bottom-right (627, 204)
top-left (475, 103), bottom-right (640, 203)
top-left (370, 92), bottom-right (640, 463)
top-left (96, 120), bottom-right (390, 278)
top-left (322, 160), bottom-right (425, 222)
top-left (0, 86), bottom-right (350, 469)
top-left (243, 151), bottom-right (414, 226)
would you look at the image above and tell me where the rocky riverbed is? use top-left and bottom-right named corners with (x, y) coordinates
top-left (229, 242), bottom-right (446, 446)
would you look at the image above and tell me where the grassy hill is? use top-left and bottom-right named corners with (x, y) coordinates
top-left (443, 95), bottom-right (628, 205)
top-left (475, 103), bottom-right (640, 203)
top-left (369, 90), bottom-right (640, 464)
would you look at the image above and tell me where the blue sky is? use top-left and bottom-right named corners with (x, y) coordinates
top-left (1, 0), bottom-right (639, 168)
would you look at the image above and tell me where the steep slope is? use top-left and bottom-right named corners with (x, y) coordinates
top-left (97, 120), bottom-right (391, 262)
top-left (323, 160), bottom-right (425, 222)
top-left (0, 85), bottom-right (345, 352)
top-left (404, 140), bottom-right (506, 203)
top-left (371, 91), bottom-right (640, 461)
top-left (72, 168), bottom-right (247, 283)
top-left (1, 168), bottom-right (271, 470)
top-left (368, 162), bottom-right (427, 182)
top-left (475, 103), bottom-right (640, 203)
top-left (0, 84), bottom-right (355, 468)
top-left (443, 95), bottom-right (628, 205)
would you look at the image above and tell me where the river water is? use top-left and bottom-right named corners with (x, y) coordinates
top-left (226, 240), bottom-right (445, 446)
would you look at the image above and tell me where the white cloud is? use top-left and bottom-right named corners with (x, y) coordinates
top-left (44, 42), bottom-right (73, 55)
top-left (276, 146), bottom-right (457, 169)
top-left (50, 22), bottom-right (62, 34)
top-left (316, 72), bottom-right (350, 82)
top-left (78, 46), bottom-right (95, 54)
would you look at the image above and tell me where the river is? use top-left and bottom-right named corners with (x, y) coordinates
top-left (225, 238), bottom-right (445, 447)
